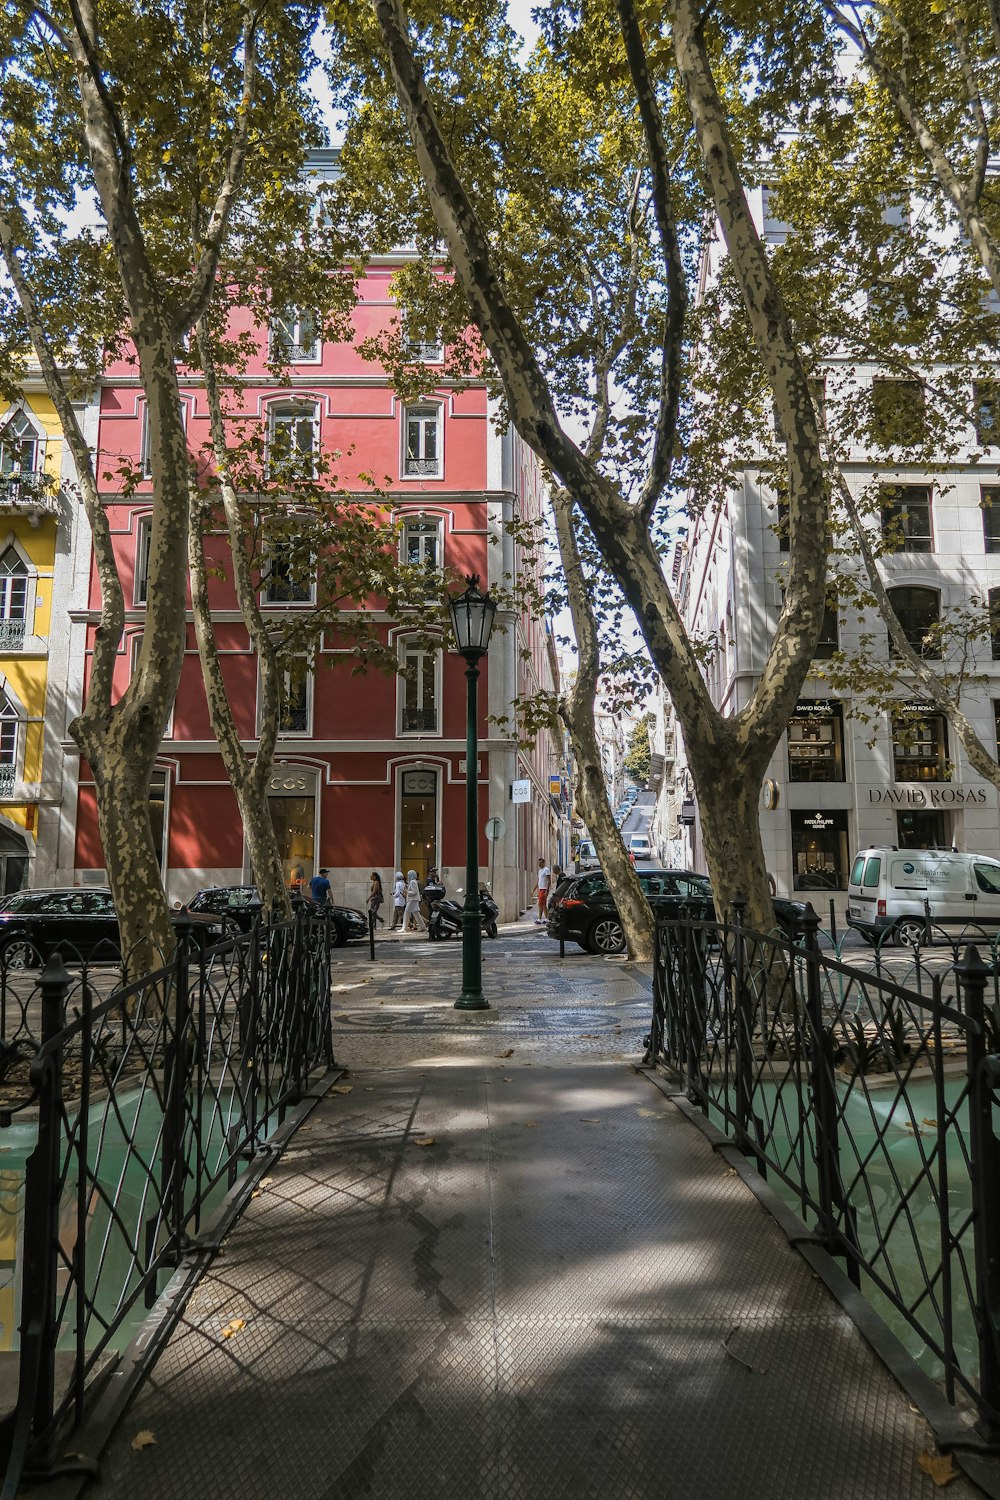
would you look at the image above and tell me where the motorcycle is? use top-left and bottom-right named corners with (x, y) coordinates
top-left (428, 884), bottom-right (499, 941)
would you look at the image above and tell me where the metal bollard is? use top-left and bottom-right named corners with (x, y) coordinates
top-left (369, 909), bottom-right (376, 962)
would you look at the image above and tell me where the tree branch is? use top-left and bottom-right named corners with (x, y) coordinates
top-left (617, 0), bottom-right (687, 525)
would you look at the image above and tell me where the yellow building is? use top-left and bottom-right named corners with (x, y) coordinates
top-left (0, 394), bottom-right (65, 893)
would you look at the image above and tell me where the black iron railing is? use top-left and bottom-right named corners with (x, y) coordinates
top-left (0, 906), bottom-right (334, 1494)
top-left (645, 907), bottom-right (1000, 1443)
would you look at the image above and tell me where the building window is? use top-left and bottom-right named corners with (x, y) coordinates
top-left (0, 692), bottom-right (19, 796)
top-left (761, 185), bottom-right (791, 244)
top-left (790, 808), bottom-right (850, 891)
top-left (814, 599), bottom-right (839, 659)
top-left (400, 644), bottom-right (438, 734)
top-left (989, 588), bottom-right (1000, 661)
top-left (270, 307), bottom-right (320, 363)
top-left (787, 700), bottom-right (845, 783)
top-left (886, 585), bottom-right (941, 658)
top-left (267, 402), bottom-right (318, 480)
top-left (403, 514), bottom-right (442, 578)
top-left (149, 769), bottom-right (167, 874)
top-left (402, 320), bottom-right (443, 363)
top-left (872, 378), bottom-right (926, 447)
top-left (135, 515), bottom-right (152, 604)
top-left (892, 707), bottom-right (949, 781)
top-left (880, 485), bottom-right (933, 552)
top-left (403, 404), bottom-right (442, 478)
top-left (278, 656), bottom-right (312, 734)
top-left (975, 381), bottom-right (1000, 446)
top-left (994, 699), bottom-right (1000, 758)
top-left (264, 539), bottom-right (314, 604)
top-left (141, 400), bottom-right (188, 479)
top-left (982, 487), bottom-right (1000, 553)
top-left (130, 635), bottom-right (173, 734)
top-left (0, 410), bottom-right (39, 481)
top-left (0, 548), bottom-right (29, 651)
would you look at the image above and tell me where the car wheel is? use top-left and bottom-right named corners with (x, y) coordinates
top-left (329, 922), bottom-right (345, 948)
top-left (895, 917), bottom-right (926, 948)
top-left (588, 917), bottom-right (626, 955)
top-left (1, 937), bottom-right (43, 970)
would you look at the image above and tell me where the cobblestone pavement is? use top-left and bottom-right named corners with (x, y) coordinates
top-left (79, 922), bottom-right (984, 1500)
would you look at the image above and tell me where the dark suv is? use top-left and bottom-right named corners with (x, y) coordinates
top-left (546, 869), bottom-right (810, 955)
top-left (184, 886), bottom-right (368, 946)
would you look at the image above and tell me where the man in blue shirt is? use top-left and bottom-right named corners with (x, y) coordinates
top-left (309, 868), bottom-right (331, 905)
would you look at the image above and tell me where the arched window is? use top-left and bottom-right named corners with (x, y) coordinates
top-left (267, 401), bottom-right (319, 479)
top-left (0, 410), bottom-right (39, 476)
top-left (0, 691), bottom-right (20, 794)
top-left (887, 586), bottom-right (941, 659)
top-left (0, 549), bottom-right (28, 649)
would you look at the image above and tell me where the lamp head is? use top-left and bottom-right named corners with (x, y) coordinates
top-left (449, 573), bottom-right (497, 662)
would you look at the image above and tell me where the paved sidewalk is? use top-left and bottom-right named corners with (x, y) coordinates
top-left (74, 929), bottom-right (983, 1499)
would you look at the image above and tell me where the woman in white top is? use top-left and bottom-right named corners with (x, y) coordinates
top-left (403, 869), bottom-right (426, 932)
top-left (390, 871), bottom-right (406, 930)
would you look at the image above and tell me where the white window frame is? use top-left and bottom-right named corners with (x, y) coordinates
top-left (0, 545), bottom-right (30, 652)
top-left (398, 640), bottom-right (442, 737)
top-left (269, 307), bottom-right (321, 365)
top-left (402, 403), bottom-right (443, 480)
top-left (402, 513), bottom-right (443, 571)
top-left (261, 532), bottom-right (316, 607)
top-left (130, 633), bottom-right (174, 735)
top-left (0, 690), bottom-right (20, 794)
top-left (402, 315), bottom-right (443, 364)
top-left (141, 399), bottom-right (188, 479)
top-left (266, 400), bottom-right (320, 481)
top-left (274, 654), bottom-right (314, 738)
top-left (0, 408), bottom-right (42, 477)
top-left (134, 514), bottom-right (152, 605)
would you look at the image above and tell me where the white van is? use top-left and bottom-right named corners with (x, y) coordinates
top-left (846, 847), bottom-right (1000, 945)
top-left (576, 838), bottom-right (598, 872)
top-left (628, 833), bottom-right (653, 860)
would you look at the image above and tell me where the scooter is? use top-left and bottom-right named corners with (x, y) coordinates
top-left (428, 885), bottom-right (499, 940)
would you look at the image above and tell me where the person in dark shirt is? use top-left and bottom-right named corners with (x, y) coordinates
top-left (309, 868), bottom-right (331, 905)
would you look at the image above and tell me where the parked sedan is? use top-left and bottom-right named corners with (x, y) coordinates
top-left (546, 869), bottom-right (811, 955)
top-left (183, 885), bottom-right (368, 946)
top-left (0, 887), bottom-right (225, 969)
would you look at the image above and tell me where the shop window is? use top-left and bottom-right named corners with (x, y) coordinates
top-left (400, 644), bottom-right (439, 734)
top-left (399, 768), bottom-right (437, 884)
top-left (881, 485), bottom-right (933, 552)
top-left (0, 825), bottom-right (28, 896)
top-left (975, 381), bottom-right (1000, 446)
top-left (981, 487), bottom-right (1000, 553)
top-left (787, 700), bottom-right (845, 782)
top-left (896, 809), bottom-right (949, 849)
top-left (0, 548), bottom-right (29, 650)
top-left (403, 404), bottom-right (442, 478)
top-left (270, 307), bottom-right (319, 363)
top-left (887, 585), bottom-right (940, 657)
top-left (790, 808), bottom-right (850, 891)
top-left (892, 708), bottom-right (949, 781)
top-left (872, 379), bottom-right (926, 447)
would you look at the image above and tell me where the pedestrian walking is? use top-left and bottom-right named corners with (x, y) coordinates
top-left (403, 869), bottom-right (426, 932)
top-left (368, 872), bottom-right (385, 926)
top-left (390, 871), bottom-right (406, 930)
top-left (534, 857), bottom-right (551, 924)
top-left (309, 867), bottom-right (331, 905)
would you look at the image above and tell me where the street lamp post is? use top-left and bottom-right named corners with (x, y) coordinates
top-left (449, 574), bottom-right (497, 1011)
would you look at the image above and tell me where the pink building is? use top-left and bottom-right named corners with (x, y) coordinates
top-left (50, 188), bottom-right (563, 919)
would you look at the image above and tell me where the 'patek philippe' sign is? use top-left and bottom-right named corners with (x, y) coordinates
top-left (867, 785), bottom-right (992, 807)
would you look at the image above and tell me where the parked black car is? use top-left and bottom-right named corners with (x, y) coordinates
top-left (183, 885), bottom-right (368, 946)
top-left (0, 887), bottom-right (225, 969)
top-left (546, 869), bottom-right (812, 955)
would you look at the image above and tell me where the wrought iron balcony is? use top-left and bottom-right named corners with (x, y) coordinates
top-left (0, 619), bottom-right (27, 651)
top-left (401, 708), bottom-right (438, 733)
top-left (0, 471), bottom-right (59, 517)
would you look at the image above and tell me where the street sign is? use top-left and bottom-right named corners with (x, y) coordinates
top-left (511, 779), bottom-right (531, 804)
top-left (485, 816), bottom-right (505, 842)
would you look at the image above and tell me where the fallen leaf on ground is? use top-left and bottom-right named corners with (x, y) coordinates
top-left (334, 1012), bottom-right (351, 1021)
top-left (220, 1318), bottom-right (246, 1340)
top-left (581, 1118), bottom-right (601, 1124)
top-left (333, 1084), bottom-right (353, 1095)
top-left (922, 1118), bottom-right (938, 1128)
top-left (258, 1177), bottom-right (273, 1188)
top-left (503, 1077), bottom-right (513, 1083)
top-left (579, 1033), bottom-right (600, 1040)
top-left (918, 1451), bottom-right (958, 1487)
top-left (414, 1136), bottom-right (436, 1148)
top-left (522, 1121), bottom-right (539, 1129)
top-left (130, 1431), bottom-right (156, 1451)
top-left (497, 1048), bottom-right (514, 1058)
top-left (637, 1108), bottom-right (664, 1118)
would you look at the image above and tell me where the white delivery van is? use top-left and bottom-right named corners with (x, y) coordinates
top-left (628, 833), bottom-right (653, 860)
top-left (846, 847), bottom-right (1000, 945)
top-left (576, 838), bottom-right (598, 872)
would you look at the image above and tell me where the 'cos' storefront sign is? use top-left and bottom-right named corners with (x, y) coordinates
top-left (269, 772), bottom-right (309, 793)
